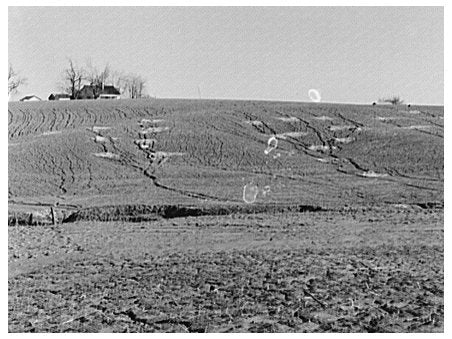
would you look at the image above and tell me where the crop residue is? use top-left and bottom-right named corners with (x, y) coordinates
top-left (329, 125), bottom-right (355, 131)
top-left (359, 171), bottom-right (388, 178)
top-left (276, 117), bottom-right (299, 122)
top-left (334, 137), bottom-right (354, 144)
top-left (141, 126), bottom-right (170, 134)
top-left (313, 116), bottom-right (334, 121)
top-left (276, 131), bottom-right (308, 139)
top-left (92, 126), bottom-right (111, 133)
top-left (93, 152), bottom-right (120, 160)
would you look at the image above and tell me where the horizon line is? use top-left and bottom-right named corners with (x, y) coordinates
top-left (8, 95), bottom-right (444, 107)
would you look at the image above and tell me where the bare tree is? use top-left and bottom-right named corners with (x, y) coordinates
top-left (99, 65), bottom-right (110, 88)
top-left (86, 60), bottom-right (110, 88)
top-left (109, 69), bottom-right (123, 89)
top-left (85, 59), bottom-right (97, 86)
top-left (8, 63), bottom-right (27, 96)
top-left (379, 95), bottom-right (404, 105)
top-left (132, 75), bottom-right (146, 99)
top-left (80, 60), bottom-right (147, 99)
top-left (122, 74), bottom-right (146, 99)
top-left (115, 73), bottom-right (130, 96)
top-left (62, 59), bottom-right (85, 99)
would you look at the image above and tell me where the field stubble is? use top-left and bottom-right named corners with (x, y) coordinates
top-left (8, 209), bottom-right (443, 332)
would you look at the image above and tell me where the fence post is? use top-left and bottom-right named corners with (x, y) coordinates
top-left (51, 207), bottom-right (56, 225)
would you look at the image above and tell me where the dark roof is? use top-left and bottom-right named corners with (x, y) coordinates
top-left (20, 95), bottom-right (42, 101)
top-left (77, 85), bottom-right (96, 99)
top-left (78, 84), bottom-right (120, 97)
top-left (49, 93), bottom-right (71, 100)
top-left (99, 85), bottom-right (120, 95)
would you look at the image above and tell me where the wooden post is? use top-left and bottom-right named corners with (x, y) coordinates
top-left (51, 207), bottom-right (56, 225)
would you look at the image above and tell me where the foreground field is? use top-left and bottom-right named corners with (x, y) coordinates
top-left (8, 99), bottom-right (443, 332)
top-left (9, 208), bottom-right (443, 332)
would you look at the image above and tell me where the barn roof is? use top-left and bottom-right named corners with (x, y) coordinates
top-left (49, 93), bottom-right (71, 100)
top-left (20, 95), bottom-right (42, 101)
top-left (99, 85), bottom-right (120, 95)
top-left (79, 84), bottom-right (120, 95)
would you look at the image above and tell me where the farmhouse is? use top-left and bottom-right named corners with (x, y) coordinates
top-left (19, 95), bottom-right (42, 102)
top-left (76, 84), bottom-right (120, 100)
top-left (48, 93), bottom-right (71, 101)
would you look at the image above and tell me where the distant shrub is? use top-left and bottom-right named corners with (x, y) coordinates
top-left (378, 95), bottom-right (404, 105)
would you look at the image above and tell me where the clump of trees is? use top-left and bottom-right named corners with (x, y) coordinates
top-left (60, 58), bottom-right (147, 99)
top-left (62, 59), bottom-right (84, 99)
top-left (121, 74), bottom-right (146, 99)
top-left (8, 63), bottom-right (27, 96)
top-left (378, 95), bottom-right (404, 105)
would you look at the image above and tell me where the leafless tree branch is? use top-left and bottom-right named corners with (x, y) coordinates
top-left (8, 63), bottom-right (27, 96)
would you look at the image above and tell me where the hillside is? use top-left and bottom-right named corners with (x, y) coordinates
top-left (8, 99), bottom-right (444, 333)
top-left (8, 99), bottom-right (443, 222)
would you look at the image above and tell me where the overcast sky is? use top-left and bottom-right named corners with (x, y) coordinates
top-left (8, 6), bottom-right (443, 104)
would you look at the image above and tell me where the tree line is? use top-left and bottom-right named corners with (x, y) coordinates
top-left (61, 59), bottom-right (147, 99)
top-left (8, 59), bottom-right (147, 99)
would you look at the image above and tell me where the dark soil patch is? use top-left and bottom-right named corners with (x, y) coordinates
top-left (9, 246), bottom-right (443, 333)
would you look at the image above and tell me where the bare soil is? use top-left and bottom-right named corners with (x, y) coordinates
top-left (8, 99), bottom-right (443, 332)
top-left (8, 209), bottom-right (443, 333)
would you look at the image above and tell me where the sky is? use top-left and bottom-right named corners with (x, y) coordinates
top-left (8, 6), bottom-right (444, 104)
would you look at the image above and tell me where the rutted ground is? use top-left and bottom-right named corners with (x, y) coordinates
top-left (8, 99), bottom-right (443, 222)
top-left (9, 209), bottom-right (443, 332)
top-left (8, 99), bottom-right (443, 332)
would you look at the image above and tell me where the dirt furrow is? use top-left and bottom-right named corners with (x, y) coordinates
top-left (18, 108), bottom-right (31, 137)
top-left (49, 108), bottom-right (57, 132)
top-left (148, 173), bottom-right (235, 202)
top-left (58, 163), bottom-right (68, 194)
top-left (8, 109), bottom-right (13, 126)
top-left (385, 167), bottom-right (441, 182)
top-left (34, 109), bottom-right (46, 134)
top-left (296, 117), bottom-right (327, 147)
top-left (66, 152), bottom-right (76, 191)
top-left (336, 112), bottom-right (364, 128)
top-left (410, 128), bottom-right (443, 139)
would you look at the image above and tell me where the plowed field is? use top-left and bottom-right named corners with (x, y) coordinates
top-left (8, 99), bottom-right (443, 332)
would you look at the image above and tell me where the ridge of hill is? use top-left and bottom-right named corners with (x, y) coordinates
top-left (8, 99), bottom-right (443, 223)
